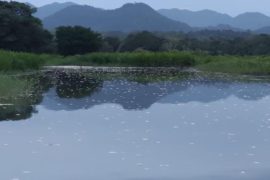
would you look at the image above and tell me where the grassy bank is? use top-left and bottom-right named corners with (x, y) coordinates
top-left (1, 50), bottom-right (270, 74)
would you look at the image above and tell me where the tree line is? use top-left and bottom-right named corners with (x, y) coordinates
top-left (2, 1), bottom-right (270, 56)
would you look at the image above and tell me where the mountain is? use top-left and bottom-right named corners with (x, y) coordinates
top-left (158, 9), bottom-right (232, 27)
top-left (159, 9), bottom-right (270, 30)
top-left (34, 2), bottom-right (77, 19)
top-left (43, 3), bottom-right (192, 32)
top-left (232, 12), bottom-right (270, 30)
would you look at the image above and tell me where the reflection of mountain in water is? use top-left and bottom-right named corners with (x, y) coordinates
top-left (42, 79), bottom-right (189, 111)
top-left (42, 76), bottom-right (270, 111)
top-left (1, 72), bottom-right (270, 121)
top-left (160, 81), bottom-right (270, 104)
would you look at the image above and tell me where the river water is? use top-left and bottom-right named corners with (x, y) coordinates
top-left (0, 71), bottom-right (270, 180)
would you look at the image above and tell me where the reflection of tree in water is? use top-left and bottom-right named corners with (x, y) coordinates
top-left (55, 72), bottom-right (103, 98)
top-left (0, 104), bottom-right (35, 121)
top-left (0, 72), bottom-right (103, 121)
top-left (0, 74), bottom-right (52, 121)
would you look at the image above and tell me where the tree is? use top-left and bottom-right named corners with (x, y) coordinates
top-left (56, 26), bottom-right (103, 55)
top-left (0, 1), bottom-right (53, 52)
top-left (120, 31), bottom-right (165, 52)
top-left (103, 37), bottom-right (121, 52)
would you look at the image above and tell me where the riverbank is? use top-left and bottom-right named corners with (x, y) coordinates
top-left (1, 50), bottom-right (270, 75)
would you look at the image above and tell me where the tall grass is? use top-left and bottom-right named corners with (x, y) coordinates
top-left (45, 52), bottom-right (196, 67)
top-left (0, 50), bottom-right (50, 71)
top-left (196, 55), bottom-right (270, 74)
top-left (1, 49), bottom-right (270, 74)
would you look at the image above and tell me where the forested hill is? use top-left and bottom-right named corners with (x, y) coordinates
top-left (42, 3), bottom-right (192, 32)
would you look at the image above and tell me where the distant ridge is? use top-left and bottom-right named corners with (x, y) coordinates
top-left (232, 12), bottom-right (270, 30)
top-left (159, 9), bottom-right (232, 27)
top-left (42, 3), bottom-right (192, 32)
top-left (159, 9), bottom-right (270, 30)
top-left (33, 2), bottom-right (270, 32)
top-left (34, 2), bottom-right (77, 19)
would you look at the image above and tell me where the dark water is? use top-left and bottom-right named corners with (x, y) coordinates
top-left (1, 72), bottom-right (270, 180)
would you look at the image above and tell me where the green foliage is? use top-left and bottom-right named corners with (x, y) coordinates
top-left (56, 26), bottom-right (103, 55)
top-left (103, 37), bottom-right (121, 52)
top-left (0, 74), bottom-right (49, 120)
top-left (0, 50), bottom-right (48, 71)
top-left (0, 75), bottom-right (32, 99)
top-left (120, 31), bottom-right (165, 52)
top-left (196, 55), bottom-right (270, 74)
top-left (173, 31), bottom-right (270, 55)
top-left (2, 49), bottom-right (270, 75)
top-left (0, 1), bottom-right (53, 53)
top-left (47, 52), bottom-right (196, 67)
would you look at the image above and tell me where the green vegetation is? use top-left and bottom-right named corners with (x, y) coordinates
top-left (1, 50), bottom-right (270, 75)
top-left (0, 75), bottom-right (33, 99)
top-left (0, 74), bottom-right (52, 120)
top-left (0, 75), bottom-right (35, 120)
top-left (120, 31), bottom-right (165, 52)
top-left (0, 50), bottom-right (49, 71)
top-left (0, 1), bottom-right (53, 53)
top-left (45, 51), bottom-right (195, 67)
top-left (56, 26), bottom-right (102, 55)
top-left (196, 55), bottom-right (270, 74)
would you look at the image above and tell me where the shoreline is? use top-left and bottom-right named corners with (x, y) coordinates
top-left (43, 66), bottom-right (199, 73)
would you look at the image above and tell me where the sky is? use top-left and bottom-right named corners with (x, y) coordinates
top-left (7, 0), bottom-right (270, 16)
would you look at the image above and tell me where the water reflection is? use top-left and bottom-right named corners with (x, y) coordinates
top-left (1, 71), bottom-right (270, 180)
top-left (56, 71), bottom-right (103, 98)
top-left (1, 72), bottom-right (270, 120)
top-left (0, 74), bottom-right (52, 121)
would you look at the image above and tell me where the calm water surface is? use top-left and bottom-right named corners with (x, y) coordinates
top-left (1, 72), bottom-right (270, 180)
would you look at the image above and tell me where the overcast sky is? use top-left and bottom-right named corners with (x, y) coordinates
top-left (10, 0), bottom-right (270, 16)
